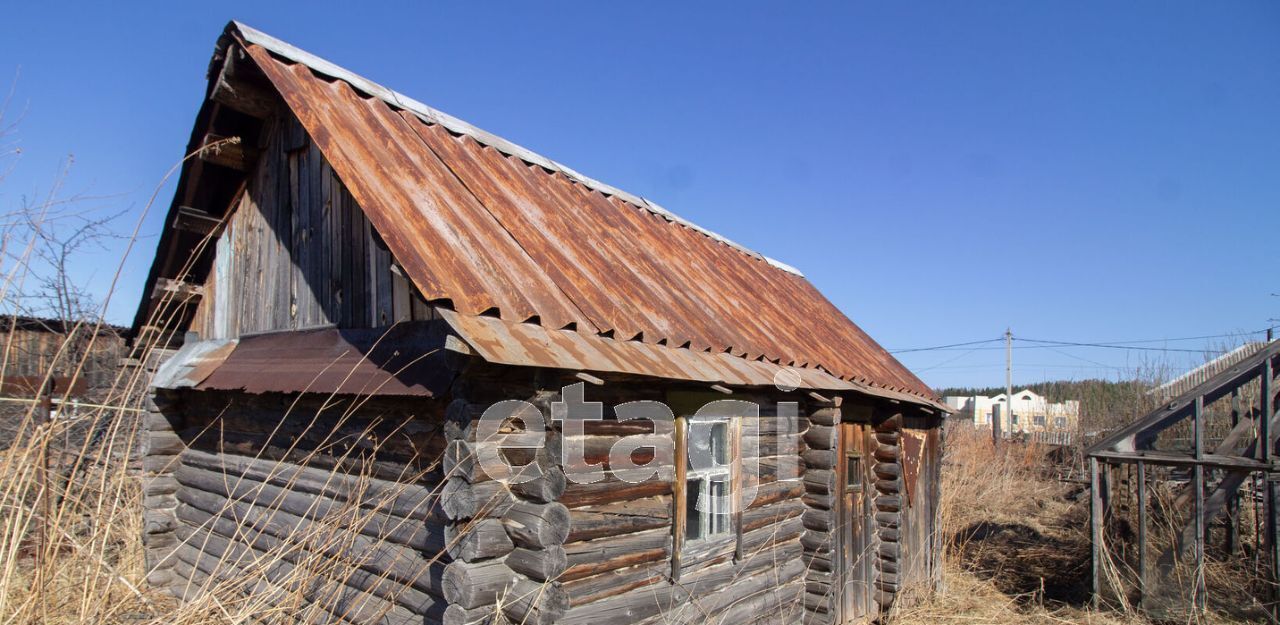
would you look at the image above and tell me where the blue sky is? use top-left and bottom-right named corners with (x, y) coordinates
top-left (0, 1), bottom-right (1276, 388)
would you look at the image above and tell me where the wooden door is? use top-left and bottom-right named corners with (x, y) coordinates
top-left (837, 422), bottom-right (873, 623)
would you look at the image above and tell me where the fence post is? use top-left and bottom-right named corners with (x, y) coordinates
top-left (1261, 356), bottom-right (1278, 622)
top-left (1137, 459), bottom-right (1147, 611)
top-left (36, 376), bottom-right (54, 620)
top-left (1090, 457), bottom-right (1102, 607)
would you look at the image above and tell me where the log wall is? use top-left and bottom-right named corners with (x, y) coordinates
top-left (439, 381), bottom-right (550, 625)
top-left (558, 387), bottom-right (806, 625)
top-left (438, 376), bottom-right (810, 625)
top-left (144, 370), bottom-right (940, 625)
top-left (141, 390), bottom-right (183, 588)
top-left (144, 389), bottom-right (450, 625)
top-left (800, 398), bottom-right (841, 624)
top-left (871, 409), bottom-right (906, 612)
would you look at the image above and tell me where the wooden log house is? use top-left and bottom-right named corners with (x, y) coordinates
top-left (132, 22), bottom-right (948, 625)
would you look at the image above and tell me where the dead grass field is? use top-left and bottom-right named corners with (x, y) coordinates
top-left (901, 425), bottom-right (1265, 625)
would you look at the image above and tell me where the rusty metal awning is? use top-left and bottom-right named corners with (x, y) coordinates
top-left (152, 324), bottom-right (454, 397)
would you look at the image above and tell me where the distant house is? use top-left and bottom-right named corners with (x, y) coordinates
top-left (0, 316), bottom-right (128, 444)
top-left (943, 389), bottom-right (1079, 434)
top-left (0, 315), bottom-right (127, 399)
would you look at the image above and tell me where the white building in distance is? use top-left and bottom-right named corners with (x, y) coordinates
top-left (943, 389), bottom-right (1079, 434)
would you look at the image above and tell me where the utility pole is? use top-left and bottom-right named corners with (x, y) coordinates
top-left (1003, 328), bottom-right (1014, 443)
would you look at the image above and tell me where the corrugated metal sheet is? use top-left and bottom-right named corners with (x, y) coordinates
top-left (152, 339), bottom-right (236, 390)
top-left (1149, 342), bottom-right (1268, 401)
top-left (154, 325), bottom-right (452, 397)
top-left (227, 23), bottom-right (934, 403)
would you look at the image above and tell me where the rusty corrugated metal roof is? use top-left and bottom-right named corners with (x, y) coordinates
top-left (224, 23), bottom-right (934, 402)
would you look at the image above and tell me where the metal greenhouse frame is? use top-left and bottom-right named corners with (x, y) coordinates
top-left (1086, 339), bottom-right (1279, 619)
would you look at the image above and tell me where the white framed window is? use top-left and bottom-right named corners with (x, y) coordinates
top-left (684, 417), bottom-right (733, 543)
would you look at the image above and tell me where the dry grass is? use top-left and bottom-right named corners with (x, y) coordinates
top-left (0, 373), bottom-right (168, 623)
top-left (0, 368), bottom-right (461, 624)
top-left (897, 561), bottom-right (1143, 625)
top-left (898, 424), bottom-right (1265, 625)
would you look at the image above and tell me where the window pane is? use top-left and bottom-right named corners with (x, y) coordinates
top-left (709, 478), bottom-right (729, 536)
top-left (688, 419), bottom-right (731, 471)
top-left (711, 422), bottom-right (729, 465)
top-left (688, 423), bottom-right (712, 471)
top-left (684, 419), bottom-right (734, 545)
top-left (846, 454), bottom-right (861, 491)
top-left (685, 478), bottom-right (703, 541)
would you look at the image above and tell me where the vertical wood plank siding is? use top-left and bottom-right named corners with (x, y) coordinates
top-left (0, 322), bottom-right (126, 392)
top-left (190, 112), bottom-right (430, 340)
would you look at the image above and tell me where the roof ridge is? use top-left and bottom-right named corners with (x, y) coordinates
top-left (230, 21), bottom-right (804, 277)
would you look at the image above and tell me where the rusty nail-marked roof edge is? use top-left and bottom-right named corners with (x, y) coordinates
top-left (228, 21), bottom-right (804, 278)
top-left (439, 310), bottom-right (949, 411)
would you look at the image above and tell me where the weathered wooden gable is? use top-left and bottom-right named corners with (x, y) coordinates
top-left (188, 113), bottom-right (434, 340)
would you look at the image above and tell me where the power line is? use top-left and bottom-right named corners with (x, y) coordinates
top-left (921, 362), bottom-right (1130, 371)
top-left (892, 327), bottom-right (1271, 354)
top-left (1015, 338), bottom-right (1217, 354)
top-left (1042, 345), bottom-right (1115, 369)
top-left (1043, 329), bottom-right (1272, 346)
top-left (915, 347), bottom-right (984, 372)
top-left (889, 337), bottom-right (1003, 354)
top-left (898, 344), bottom-right (1183, 353)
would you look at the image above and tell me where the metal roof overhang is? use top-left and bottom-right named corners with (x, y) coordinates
top-left (438, 310), bottom-right (947, 411)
